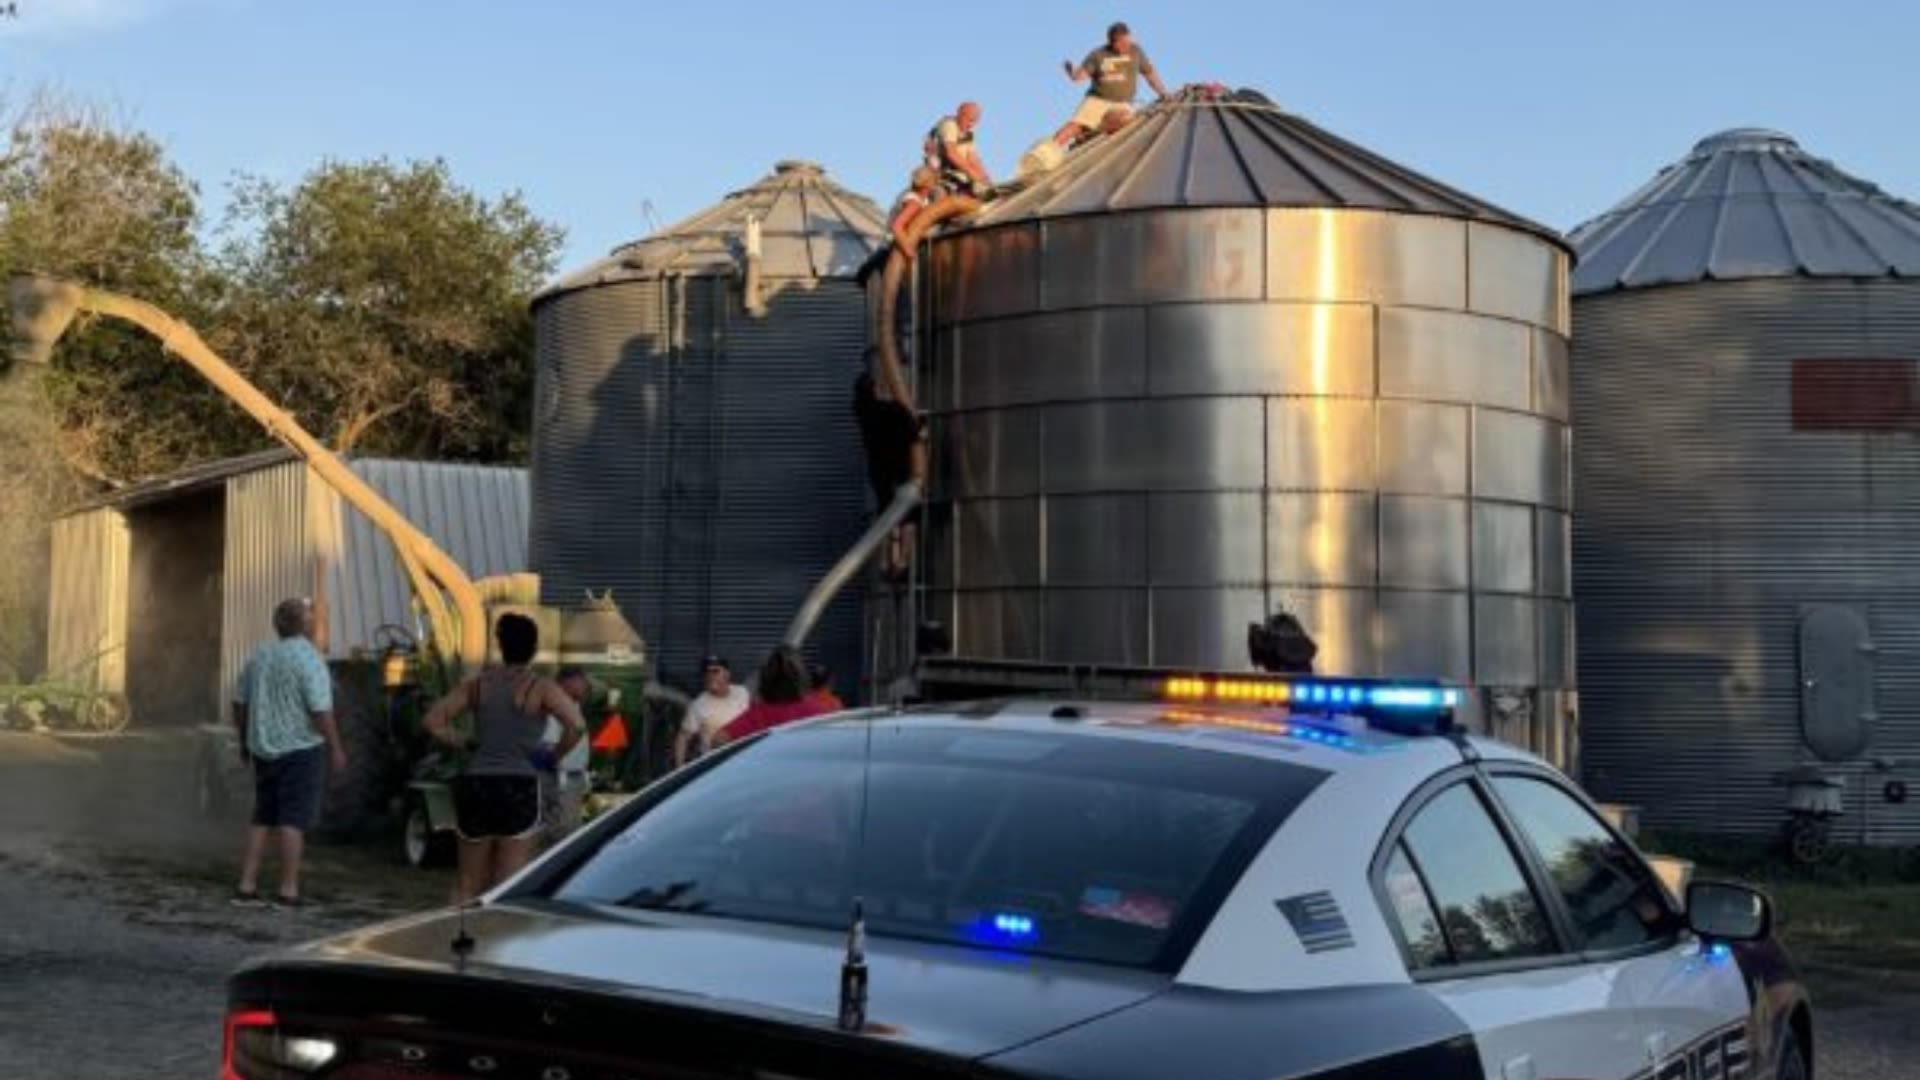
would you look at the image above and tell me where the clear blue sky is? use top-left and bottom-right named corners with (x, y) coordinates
top-left (5, 0), bottom-right (1916, 271)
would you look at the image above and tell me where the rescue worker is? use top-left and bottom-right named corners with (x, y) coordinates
top-left (924, 101), bottom-right (991, 198)
top-left (890, 167), bottom-right (941, 260)
top-left (853, 358), bottom-right (927, 582)
top-left (1054, 21), bottom-right (1169, 148)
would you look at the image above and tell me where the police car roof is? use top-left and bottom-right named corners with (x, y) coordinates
top-left (804, 699), bottom-right (1472, 778)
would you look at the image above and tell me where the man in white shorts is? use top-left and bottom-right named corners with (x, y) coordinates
top-left (1053, 21), bottom-right (1169, 149)
top-left (674, 656), bottom-right (750, 768)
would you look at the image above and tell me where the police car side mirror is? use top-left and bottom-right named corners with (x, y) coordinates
top-left (1686, 881), bottom-right (1772, 942)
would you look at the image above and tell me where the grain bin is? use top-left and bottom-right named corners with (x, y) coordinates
top-left (1571, 129), bottom-right (1920, 844)
top-left (916, 90), bottom-right (1576, 760)
top-left (530, 162), bottom-right (886, 695)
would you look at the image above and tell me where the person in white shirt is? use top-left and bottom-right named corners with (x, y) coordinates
top-left (537, 666), bottom-right (594, 847)
top-left (675, 656), bottom-right (750, 767)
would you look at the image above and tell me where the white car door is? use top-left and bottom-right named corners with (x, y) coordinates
top-left (1376, 777), bottom-right (1656, 1079)
top-left (1484, 772), bottom-right (1755, 1078)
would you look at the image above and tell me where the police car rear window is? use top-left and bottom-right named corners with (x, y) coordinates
top-left (552, 724), bottom-right (1325, 970)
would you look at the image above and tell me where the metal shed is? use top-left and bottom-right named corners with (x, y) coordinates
top-left (1570, 128), bottom-right (1920, 844)
top-left (46, 451), bottom-right (529, 727)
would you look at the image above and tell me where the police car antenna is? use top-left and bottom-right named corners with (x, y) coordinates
top-left (451, 900), bottom-right (477, 968)
top-left (838, 718), bottom-right (876, 1032)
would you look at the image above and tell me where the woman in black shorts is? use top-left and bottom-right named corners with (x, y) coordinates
top-left (423, 613), bottom-right (586, 902)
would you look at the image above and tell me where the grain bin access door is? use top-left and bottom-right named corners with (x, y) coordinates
top-left (1799, 604), bottom-right (1876, 763)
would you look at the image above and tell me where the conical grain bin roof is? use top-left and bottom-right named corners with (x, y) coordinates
top-left (540, 160), bottom-right (885, 298)
top-left (1571, 129), bottom-right (1920, 295)
top-left (971, 88), bottom-right (1563, 247)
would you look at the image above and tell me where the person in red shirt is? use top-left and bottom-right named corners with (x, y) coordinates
top-left (717, 647), bottom-right (833, 744)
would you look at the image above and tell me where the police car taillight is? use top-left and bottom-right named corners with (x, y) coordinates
top-left (221, 1008), bottom-right (338, 1079)
top-left (1161, 675), bottom-right (1460, 735)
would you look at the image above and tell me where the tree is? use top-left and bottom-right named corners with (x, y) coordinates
top-left (0, 93), bottom-right (249, 487)
top-left (213, 158), bottom-right (563, 461)
top-left (0, 95), bottom-right (240, 676)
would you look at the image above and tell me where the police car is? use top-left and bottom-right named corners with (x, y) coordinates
top-left (222, 671), bottom-right (1811, 1080)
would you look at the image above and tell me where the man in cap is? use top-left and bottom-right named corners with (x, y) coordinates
top-left (924, 101), bottom-right (991, 198)
top-left (675, 655), bottom-right (751, 768)
top-left (1053, 21), bottom-right (1169, 148)
top-left (231, 597), bottom-right (346, 908)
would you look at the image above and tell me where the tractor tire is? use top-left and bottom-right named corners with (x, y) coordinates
top-left (400, 795), bottom-right (454, 868)
top-left (85, 693), bottom-right (131, 734)
top-left (314, 667), bottom-right (401, 843)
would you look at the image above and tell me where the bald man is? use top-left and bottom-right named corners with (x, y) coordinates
top-left (924, 101), bottom-right (990, 198)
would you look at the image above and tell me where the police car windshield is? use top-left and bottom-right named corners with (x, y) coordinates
top-left (552, 723), bottom-right (1325, 970)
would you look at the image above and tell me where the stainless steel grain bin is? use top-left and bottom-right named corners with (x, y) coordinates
top-left (1571, 129), bottom-right (1920, 844)
top-left (918, 91), bottom-right (1575, 759)
top-left (531, 161), bottom-right (885, 693)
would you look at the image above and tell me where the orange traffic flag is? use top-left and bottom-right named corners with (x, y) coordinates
top-left (590, 711), bottom-right (630, 753)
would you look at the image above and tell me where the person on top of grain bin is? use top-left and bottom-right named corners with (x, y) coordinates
top-left (1053, 21), bottom-right (1169, 148)
top-left (924, 101), bottom-right (991, 198)
top-left (889, 167), bottom-right (942, 260)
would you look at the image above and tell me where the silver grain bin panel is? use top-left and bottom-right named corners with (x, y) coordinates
top-left (1573, 277), bottom-right (1920, 845)
top-left (924, 92), bottom-right (1574, 760)
top-left (532, 162), bottom-right (883, 692)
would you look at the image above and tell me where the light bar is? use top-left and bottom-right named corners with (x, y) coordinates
top-left (1162, 676), bottom-right (1458, 711)
top-left (1159, 674), bottom-right (1461, 737)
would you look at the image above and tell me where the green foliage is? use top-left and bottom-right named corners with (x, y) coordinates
top-left (0, 96), bottom-right (240, 485)
top-left (1640, 828), bottom-right (1920, 974)
top-left (0, 93), bottom-right (564, 677)
top-left (212, 158), bottom-right (563, 460)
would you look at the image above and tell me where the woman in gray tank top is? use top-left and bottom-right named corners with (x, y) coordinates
top-left (424, 613), bottom-right (587, 902)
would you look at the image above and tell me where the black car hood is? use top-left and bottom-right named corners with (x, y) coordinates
top-left (248, 900), bottom-right (1166, 1060)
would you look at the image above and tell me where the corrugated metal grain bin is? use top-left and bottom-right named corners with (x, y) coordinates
top-left (529, 161), bottom-right (884, 695)
top-left (913, 90), bottom-right (1576, 762)
top-left (45, 452), bottom-right (530, 726)
top-left (1570, 129), bottom-right (1920, 844)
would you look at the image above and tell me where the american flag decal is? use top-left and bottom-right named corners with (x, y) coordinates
top-left (1277, 891), bottom-right (1354, 953)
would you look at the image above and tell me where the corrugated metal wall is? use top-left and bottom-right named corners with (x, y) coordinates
top-left (531, 276), bottom-right (870, 693)
top-left (327, 459), bottom-right (530, 653)
top-left (706, 281), bottom-right (869, 697)
top-left (45, 509), bottom-right (130, 693)
top-left (1574, 278), bottom-right (1920, 845)
top-left (530, 276), bottom-right (673, 659)
top-left (220, 460), bottom-right (316, 708)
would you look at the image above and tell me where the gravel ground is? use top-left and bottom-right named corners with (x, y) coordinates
top-left (1, 731), bottom-right (1916, 1079)
top-left (0, 839), bottom-right (386, 1080)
